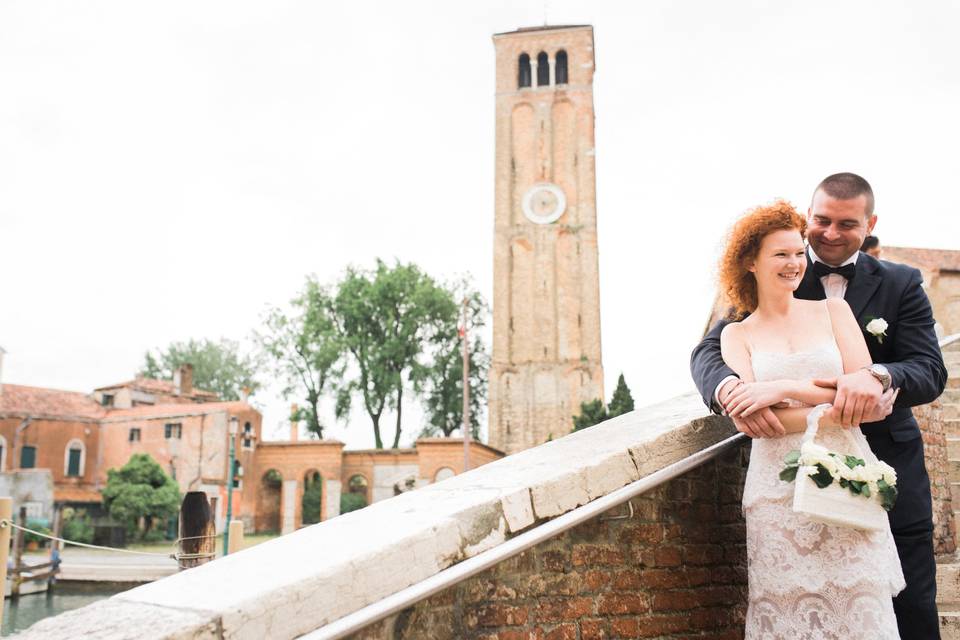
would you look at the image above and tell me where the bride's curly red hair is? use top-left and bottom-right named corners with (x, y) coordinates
top-left (719, 200), bottom-right (807, 318)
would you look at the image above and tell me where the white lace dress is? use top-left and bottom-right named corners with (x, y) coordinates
top-left (744, 343), bottom-right (905, 639)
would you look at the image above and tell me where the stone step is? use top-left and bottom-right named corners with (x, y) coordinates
top-left (952, 483), bottom-right (960, 510)
top-left (947, 404), bottom-right (960, 421)
top-left (951, 460), bottom-right (960, 483)
top-left (950, 377), bottom-right (960, 390)
top-left (945, 351), bottom-right (960, 365)
top-left (939, 563), bottom-right (960, 604)
top-left (948, 438), bottom-right (960, 460)
top-left (944, 389), bottom-right (960, 405)
top-left (945, 419), bottom-right (960, 437)
top-left (942, 609), bottom-right (960, 640)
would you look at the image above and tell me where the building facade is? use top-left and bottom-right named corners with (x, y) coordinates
top-left (489, 25), bottom-right (605, 455)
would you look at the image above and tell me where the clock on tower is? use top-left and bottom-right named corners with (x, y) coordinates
top-left (489, 26), bottom-right (604, 454)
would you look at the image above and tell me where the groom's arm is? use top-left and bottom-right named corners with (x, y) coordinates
top-left (690, 318), bottom-right (736, 413)
top-left (884, 268), bottom-right (948, 408)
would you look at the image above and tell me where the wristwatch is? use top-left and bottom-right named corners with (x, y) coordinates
top-left (862, 364), bottom-right (892, 392)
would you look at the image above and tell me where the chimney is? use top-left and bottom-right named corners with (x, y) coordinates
top-left (175, 363), bottom-right (194, 397)
top-left (290, 404), bottom-right (299, 443)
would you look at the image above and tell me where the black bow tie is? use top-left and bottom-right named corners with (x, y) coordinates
top-left (813, 261), bottom-right (856, 281)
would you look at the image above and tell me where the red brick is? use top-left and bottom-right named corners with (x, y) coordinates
top-left (540, 549), bottom-right (569, 573)
top-left (579, 618), bottom-right (607, 640)
top-left (610, 618), bottom-right (640, 638)
top-left (581, 569), bottom-right (610, 592)
top-left (543, 623), bottom-right (577, 640)
top-left (537, 597), bottom-right (594, 622)
top-left (634, 613), bottom-right (693, 637)
top-left (596, 592), bottom-right (650, 615)
top-left (651, 589), bottom-right (699, 611)
top-left (616, 523), bottom-right (663, 545)
top-left (682, 544), bottom-right (723, 566)
top-left (475, 603), bottom-right (529, 627)
top-left (611, 568), bottom-right (643, 591)
top-left (653, 545), bottom-right (682, 567)
top-left (572, 544), bottom-right (624, 566)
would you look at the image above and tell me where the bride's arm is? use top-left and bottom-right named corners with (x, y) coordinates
top-left (720, 323), bottom-right (839, 434)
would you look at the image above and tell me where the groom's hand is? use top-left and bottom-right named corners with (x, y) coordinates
top-left (817, 371), bottom-right (883, 427)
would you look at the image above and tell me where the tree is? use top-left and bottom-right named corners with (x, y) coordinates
top-left (572, 398), bottom-right (608, 431)
top-left (102, 454), bottom-right (180, 542)
top-left (418, 282), bottom-right (489, 439)
top-left (332, 260), bottom-right (455, 449)
top-left (140, 338), bottom-right (259, 401)
top-left (256, 278), bottom-right (344, 438)
top-left (608, 374), bottom-right (635, 417)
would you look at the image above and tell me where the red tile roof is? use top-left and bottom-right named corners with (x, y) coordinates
top-left (0, 384), bottom-right (105, 420)
top-left (94, 377), bottom-right (218, 400)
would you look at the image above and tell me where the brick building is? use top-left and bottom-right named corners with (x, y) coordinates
top-left (0, 362), bottom-right (504, 535)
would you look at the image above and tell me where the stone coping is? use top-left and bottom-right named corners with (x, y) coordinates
top-left (16, 392), bottom-right (732, 640)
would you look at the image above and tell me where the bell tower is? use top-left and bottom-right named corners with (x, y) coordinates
top-left (489, 26), bottom-right (604, 454)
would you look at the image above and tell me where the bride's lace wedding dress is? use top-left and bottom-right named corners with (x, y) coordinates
top-left (744, 342), bottom-right (905, 639)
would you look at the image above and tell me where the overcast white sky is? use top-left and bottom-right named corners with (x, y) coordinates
top-left (2, 1), bottom-right (958, 449)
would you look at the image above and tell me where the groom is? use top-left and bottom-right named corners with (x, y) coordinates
top-left (691, 173), bottom-right (948, 639)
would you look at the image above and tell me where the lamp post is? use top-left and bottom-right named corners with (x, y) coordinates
top-left (223, 416), bottom-right (238, 556)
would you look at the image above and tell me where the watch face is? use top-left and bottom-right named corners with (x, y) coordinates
top-left (521, 183), bottom-right (566, 224)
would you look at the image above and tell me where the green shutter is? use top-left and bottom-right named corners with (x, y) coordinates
top-left (67, 448), bottom-right (82, 476)
top-left (21, 446), bottom-right (36, 469)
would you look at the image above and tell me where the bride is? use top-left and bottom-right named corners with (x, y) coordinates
top-left (716, 201), bottom-right (904, 639)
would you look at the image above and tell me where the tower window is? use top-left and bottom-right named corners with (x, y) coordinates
top-left (129, 428), bottom-right (141, 442)
top-left (556, 50), bottom-right (568, 84)
top-left (518, 53), bottom-right (531, 88)
top-left (537, 52), bottom-right (549, 86)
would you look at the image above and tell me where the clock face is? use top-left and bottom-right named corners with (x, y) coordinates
top-left (522, 183), bottom-right (566, 224)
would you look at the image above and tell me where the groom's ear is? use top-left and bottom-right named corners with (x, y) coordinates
top-left (867, 214), bottom-right (878, 234)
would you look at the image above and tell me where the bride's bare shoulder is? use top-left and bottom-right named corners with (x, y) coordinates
top-left (720, 319), bottom-right (745, 344)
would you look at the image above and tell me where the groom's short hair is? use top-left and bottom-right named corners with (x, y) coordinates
top-left (814, 172), bottom-right (875, 217)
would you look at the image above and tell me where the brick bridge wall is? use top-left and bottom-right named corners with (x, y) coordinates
top-left (918, 396), bottom-right (957, 558)
top-left (351, 444), bottom-right (750, 640)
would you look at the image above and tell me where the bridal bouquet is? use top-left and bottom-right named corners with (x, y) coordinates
top-left (778, 404), bottom-right (898, 530)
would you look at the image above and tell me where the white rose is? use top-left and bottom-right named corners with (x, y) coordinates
top-left (866, 318), bottom-right (888, 336)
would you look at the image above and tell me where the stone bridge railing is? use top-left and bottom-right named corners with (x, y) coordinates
top-left (19, 393), bottom-right (745, 639)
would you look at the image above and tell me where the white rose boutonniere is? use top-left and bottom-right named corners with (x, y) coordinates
top-left (866, 318), bottom-right (889, 344)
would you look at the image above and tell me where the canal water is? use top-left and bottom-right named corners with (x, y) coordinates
top-left (2, 582), bottom-right (137, 635)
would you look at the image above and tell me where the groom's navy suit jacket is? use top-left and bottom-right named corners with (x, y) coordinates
top-left (691, 251), bottom-right (947, 442)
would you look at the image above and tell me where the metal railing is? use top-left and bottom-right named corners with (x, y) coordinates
top-left (303, 431), bottom-right (746, 640)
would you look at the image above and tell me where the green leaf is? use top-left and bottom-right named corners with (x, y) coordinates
top-left (843, 455), bottom-right (866, 469)
top-left (810, 464), bottom-right (834, 489)
top-left (779, 466), bottom-right (799, 482)
top-left (861, 484), bottom-right (871, 498)
top-left (878, 479), bottom-right (898, 511)
top-left (784, 450), bottom-right (801, 465)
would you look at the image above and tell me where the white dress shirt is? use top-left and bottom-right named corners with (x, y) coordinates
top-left (712, 246), bottom-right (860, 410)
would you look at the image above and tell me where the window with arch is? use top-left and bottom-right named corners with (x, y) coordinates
top-left (434, 467), bottom-right (455, 483)
top-left (242, 421), bottom-right (254, 450)
top-left (536, 52), bottom-right (549, 86)
top-left (64, 439), bottom-right (85, 477)
top-left (0, 435), bottom-right (6, 473)
top-left (518, 53), bottom-right (531, 88)
top-left (555, 50), bottom-right (568, 84)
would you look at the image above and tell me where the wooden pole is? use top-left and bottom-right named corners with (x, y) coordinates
top-left (10, 506), bottom-right (26, 598)
top-left (461, 297), bottom-right (471, 472)
top-left (178, 491), bottom-right (215, 570)
top-left (0, 498), bottom-right (12, 628)
top-left (48, 504), bottom-right (63, 587)
top-left (227, 520), bottom-right (244, 555)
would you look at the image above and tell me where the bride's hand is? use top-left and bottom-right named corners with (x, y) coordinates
top-left (724, 381), bottom-right (791, 418)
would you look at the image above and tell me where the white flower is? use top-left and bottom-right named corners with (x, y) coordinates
top-left (866, 318), bottom-right (889, 343)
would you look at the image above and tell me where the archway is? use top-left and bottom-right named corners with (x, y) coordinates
top-left (301, 470), bottom-right (322, 525)
top-left (342, 474), bottom-right (368, 513)
top-left (256, 469), bottom-right (282, 533)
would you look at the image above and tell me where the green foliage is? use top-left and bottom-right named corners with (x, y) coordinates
top-left (61, 508), bottom-right (95, 544)
top-left (572, 398), bottom-right (608, 431)
top-left (809, 463), bottom-right (834, 489)
top-left (418, 281), bottom-right (489, 440)
top-left (608, 374), bottom-right (635, 417)
top-left (24, 520), bottom-right (51, 546)
top-left (332, 259), bottom-right (456, 448)
top-left (140, 338), bottom-right (259, 401)
top-left (340, 492), bottom-right (367, 514)
top-left (102, 453), bottom-right (181, 542)
top-left (302, 475), bottom-right (322, 525)
top-left (256, 279), bottom-right (344, 438)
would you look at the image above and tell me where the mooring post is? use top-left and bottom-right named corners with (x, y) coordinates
top-left (10, 506), bottom-right (26, 599)
top-left (0, 497), bottom-right (12, 629)
top-left (227, 520), bottom-right (244, 555)
top-left (178, 491), bottom-right (216, 570)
